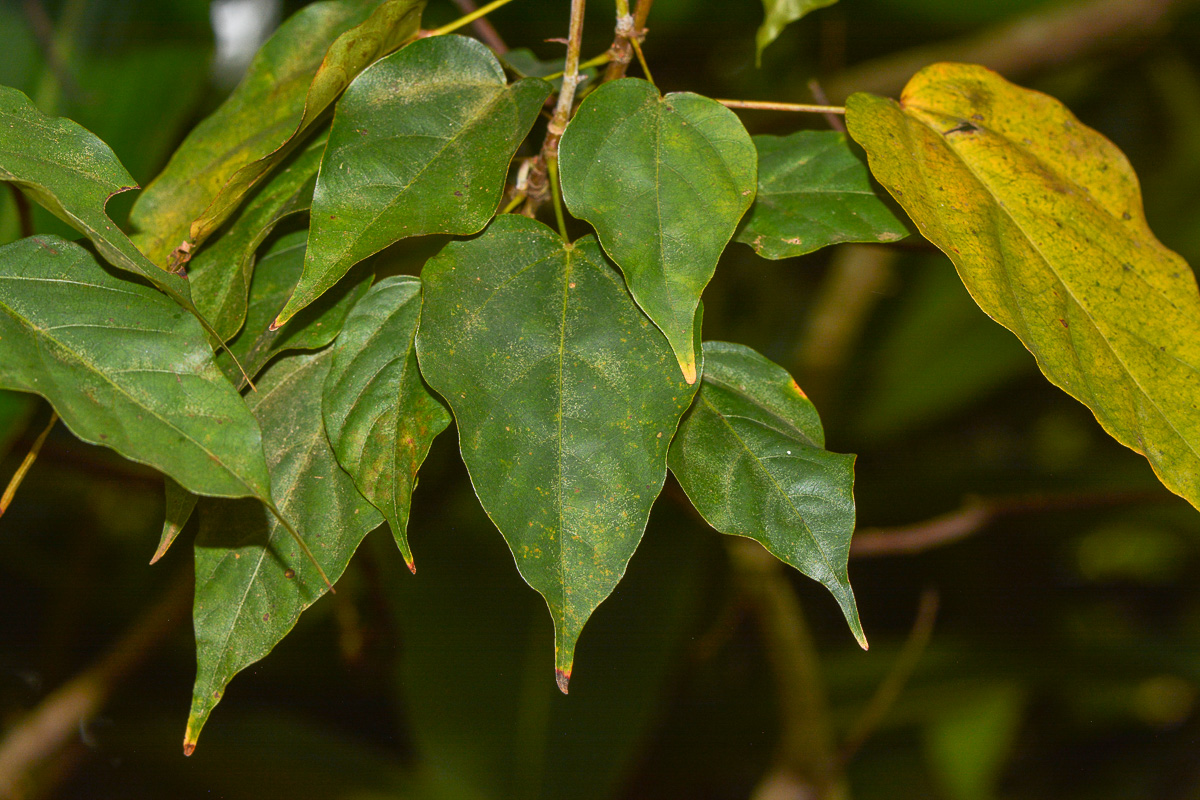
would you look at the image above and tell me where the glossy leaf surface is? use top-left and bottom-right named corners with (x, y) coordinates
top-left (559, 79), bottom-right (756, 383)
top-left (668, 341), bottom-right (864, 646)
top-left (756, 0), bottom-right (838, 62)
top-left (188, 349), bottom-right (383, 750)
top-left (735, 131), bottom-right (907, 259)
top-left (416, 215), bottom-right (698, 687)
top-left (130, 0), bottom-right (425, 268)
top-left (0, 85), bottom-right (193, 308)
top-left (0, 236), bottom-right (271, 500)
top-left (323, 276), bottom-right (450, 569)
top-left (847, 63), bottom-right (1200, 511)
top-left (218, 231), bottom-right (373, 386)
top-left (276, 35), bottom-right (550, 326)
top-left (189, 135), bottom-right (325, 342)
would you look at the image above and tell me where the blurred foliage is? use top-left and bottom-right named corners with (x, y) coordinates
top-left (2, 0), bottom-right (1200, 798)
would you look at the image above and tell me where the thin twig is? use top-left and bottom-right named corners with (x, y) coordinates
top-left (430, 0), bottom-right (519, 38)
top-left (0, 410), bottom-right (57, 518)
top-left (9, 185), bottom-right (34, 239)
top-left (808, 79), bottom-right (846, 133)
top-left (839, 589), bottom-right (939, 764)
top-left (716, 99), bottom-right (846, 114)
top-left (850, 488), bottom-right (1169, 558)
top-left (449, 0), bottom-right (509, 53)
top-left (0, 565), bottom-right (192, 798)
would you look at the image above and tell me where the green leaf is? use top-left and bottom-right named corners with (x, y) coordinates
top-left (415, 214), bottom-right (698, 689)
top-left (846, 62), bottom-right (1200, 513)
top-left (0, 236), bottom-right (271, 500)
top-left (0, 85), bottom-right (194, 309)
top-left (756, 0), bottom-right (838, 64)
top-left (275, 35), bottom-right (550, 326)
top-left (218, 231), bottom-right (373, 386)
top-left (735, 131), bottom-right (907, 259)
top-left (189, 134), bottom-right (326, 342)
top-left (668, 341), bottom-right (865, 647)
top-left (152, 477), bottom-right (198, 564)
top-left (130, 0), bottom-right (426, 269)
top-left (559, 79), bottom-right (756, 384)
top-left (187, 348), bottom-right (384, 752)
top-left (322, 276), bottom-right (450, 570)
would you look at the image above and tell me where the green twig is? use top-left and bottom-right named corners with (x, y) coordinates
top-left (448, 0), bottom-right (509, 53)
top-left (430, 0), bottom-right (519, 37)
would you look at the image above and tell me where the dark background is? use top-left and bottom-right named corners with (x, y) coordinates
top-left (2, 0), bottom-right (1199, 797)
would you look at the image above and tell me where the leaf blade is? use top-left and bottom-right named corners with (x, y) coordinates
top-left (846, 62), bottom-right (1200, 511)
top-left (668, 341), bottom-right (864, 646)
top-left (756, 0), bottom-right (838, 63)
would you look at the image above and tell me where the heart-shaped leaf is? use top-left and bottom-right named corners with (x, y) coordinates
top-left (323, 276), bottom-right (451, 570)
top-left (130, 0), bottom-right (425, 268)
top-left (274, 35), bottom-right (550, 326)
top-left (0, 85), bottom-right (193, 310)
top-left (668, 341), bottom-right (865, 646)
top-left (847, 63), bottom-right (1200, 512)
top-left (188, 134), bottom-right (326, 342)
top-left (0, 236), bottom-right (271, 500)
top-left (217, 230), bottom-right (374, 386)
top-left (736, 131), bottom-right (907, 259)
top-left (187, 348), bottom-right (383, 752)
top-left (416, 214), bottom-right (698, 690)
top-left (559, 79), bottom-right (756, 384)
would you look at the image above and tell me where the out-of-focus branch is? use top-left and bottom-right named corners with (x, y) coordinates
top-left (449, 0), bottom-right (508, 54)
top-left (0, 567), bottom-right (192, 799)
top-left (824, 0), bottom-right (1186, 101)
top-left (851, 489), bottom-right (1169, 558)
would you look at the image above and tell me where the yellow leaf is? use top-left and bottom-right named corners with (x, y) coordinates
top-left (846, 63), bottom-right (1200, 511)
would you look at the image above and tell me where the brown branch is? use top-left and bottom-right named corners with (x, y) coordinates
top-left (449, 0), bottom-right (509, 54)
top-left (824, 0), bottom-right (1186, 102)
top-left (850, 488), bottom-right (1170, 558)
top-left (0, 566), bottom-right (192, 798)
top-left (602, 0), bottom-right (653, 82)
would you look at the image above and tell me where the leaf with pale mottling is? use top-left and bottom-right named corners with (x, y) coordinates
top-left (668, 341), bottom-right (864, 646)
top-left (736, 131), bottom-right (907, 259)
top-left (415, 214), bottom-right (698, 690)
top-left (130, 0), bottom-right (424, 269)
top-left (323, 276), bottom-right (450, 569)
top-left (559, 79), bottom-right (756, 384)
top-left (0, 236), bottom-right (271, 501)
top-left (847, 62), bottom-right (1200, 512)
top-left (186, 348), bottom-right (383, 752)
top-left (275, 35), bottom-right (549, 326)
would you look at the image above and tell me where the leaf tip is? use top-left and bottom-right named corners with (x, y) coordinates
top-left (681, 360), bottom-right (698, 385)
top-left (555, 666), bottom-right (571, 694)
top-left (148, 545), bottom-right (168, 565)
top-left (405, 556), bottom-right (416, 575)
top-left (268, 315), bottom-right (285, 332)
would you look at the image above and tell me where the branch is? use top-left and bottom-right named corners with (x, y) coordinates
top-left (824, 0), bottom-right (1186, 101)
top-left (602, 0), bottom-right (653, 82)
top-left (850, 488), bottom-right (1170, 558)
top-left (0, 566), bottom-right (192, 798)
top-left (449, 0), bottom-right (509, 53)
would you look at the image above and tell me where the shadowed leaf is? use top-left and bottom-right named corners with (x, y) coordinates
top-left (756, 0), bottom-right (838, 63)
top-left (130, 0), bottom-right (425, 269)
top-left (736, 131), bottom-right (907, 259)
top-left (275, 35), bottom-right (549, 326)
top-left (187, 348), bottom-right (383, 751)
top-left (415, 214), bottom-right (698, 688)
top-left (669, 341), bottom-right (864, 646)
top-left (559, 79), bottom-right (756, 384)
top-left (0, 236), bottom-right (271, 500)
top-left (847, 63), bottom-right (1200, 512)
top-left (323, 276), bottom-right (450, 570)
top-left (153, 477), bottom-right (199, 564)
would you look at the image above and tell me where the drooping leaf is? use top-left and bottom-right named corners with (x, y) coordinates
top-left (735, 131), bottom-right (907, 259)
top-left (322, 276), bottom-right (450, 570)
top-left (559, 79), bottom-right (756, 384)
top-left (189, 134), bottom-right (326, 342)
top-left (0, 85), bottom-right (194, 309)
top-left (756, 0), bottom-right (838, 64)
top-left (846, 63), bottom-right (1200, 512)
top-left (130, 0), bottom-right (425, 269)
top-left (152, 477), bottom-right (198, 564)
top-left (415, 214), bottom-right (698, 689)
top-left (217, 231), bottom-right (373, 386)
top-left (274, 35), bottom-right (550, 326)
top-left (187, 348), bottom-right (383, 751)
top-left (668, 341), bottom-right (865, 646)
top-left (0, 236), bottom-right (271, 500)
